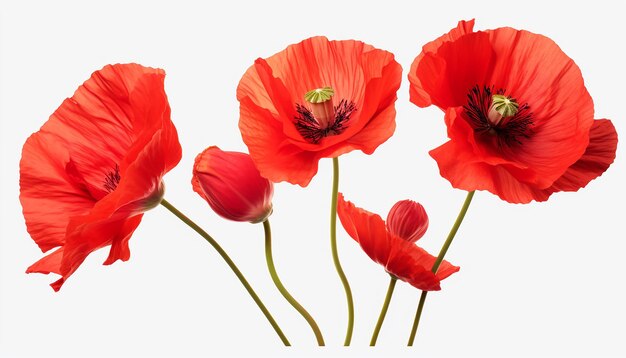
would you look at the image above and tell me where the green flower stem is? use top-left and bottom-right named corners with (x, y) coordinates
top-left (369, 275), bottom-right (398, 346)
top-left (408, 291), bottom-right (428, 346)
top-left (330, 157), bottom-right (354, 346)
top-left (263, 219), bottom-right (325, 345)
top-left (407, 190), bottom-right (475, 346)
top-left (160, 198), bottom-right (290, 346)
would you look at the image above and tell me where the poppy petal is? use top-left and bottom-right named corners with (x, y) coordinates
top-left (241, 58), bottom-right (306, 144)
top-left (543, 119), bottom-right (618, 194)
top-left (344, 80), bottom-right (398, 154)
top-left (26, 215), bottom-right (138, 291)
top-left (409, 19), bottom-right (475, 107)
top-left (239, 96), bottom-right (319, 186)
top-left (341, 49), bottom-right (401, 142)
top-left (386, 240), bottom-right (441, 291)
top-left (26, 247), bottom-right (64, 276)
top-left (388, 239), bottom-right (460, 290)
top-left (414, 30), bottom-right (495, 110)
top-left (53, 214), bottom-right (140, 290)
top-left (337, 193), bottom-right (392, 265)
top-left (103, 215), bottom-right (143, 265)
top-left (430, 138), bottom-right (551, 204)
top-left (434, 259), bottom-right (461, 281)
top-left (20, 133), bottom-right (95, 253)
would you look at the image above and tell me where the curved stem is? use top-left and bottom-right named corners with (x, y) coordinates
top-left (263, 219), bottom-right (325, 345)
top-left (330, 157), bottom-right (354, 346)
top-left (407, 191), bottom-right (475, 346)
top-left (160, 198), bottom-right (290, 346)
top-left (369, 275), bottom-right (398, 346)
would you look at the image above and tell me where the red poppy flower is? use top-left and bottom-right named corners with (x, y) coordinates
top-left (192, 146), bottom-right (274, 223)
top-left (20, 63), bottom-right (182, 291)
top-left (337, 194), bottom-right (458, 291)
top-left (408, 20), bottom-right (618, 203)
top-left (237, 36), bottom-right (402, 186)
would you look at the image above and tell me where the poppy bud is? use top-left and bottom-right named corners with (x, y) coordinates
top-left (192, 146), bottom-right (273, 223)
top-left (386, 200), bottom-right (429, 243)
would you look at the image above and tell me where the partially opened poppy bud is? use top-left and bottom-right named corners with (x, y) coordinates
top-left (386, 200), bottom-right (429, 243)
top-left (337, 194), bottom-right (457, 291)
top-left (192, 146), bottom-right (273, 223)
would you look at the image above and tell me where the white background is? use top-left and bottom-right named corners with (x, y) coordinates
top-left (1, 1), bottom-right (625, 357)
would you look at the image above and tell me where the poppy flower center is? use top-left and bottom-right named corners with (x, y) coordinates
top-left (294, 86), bottom-right (357, 144)
top-left (464, 85), bottom-right (533, 146)
top-left (103, 164), bottom-right (121, 193)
